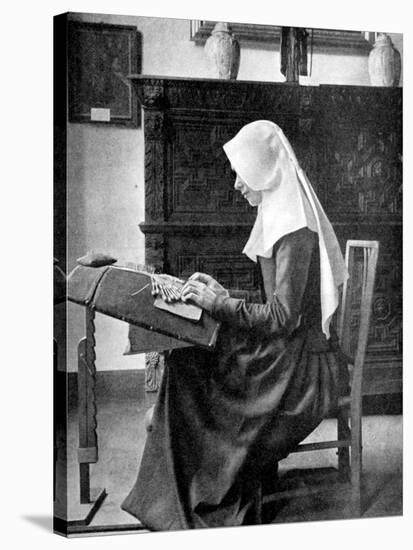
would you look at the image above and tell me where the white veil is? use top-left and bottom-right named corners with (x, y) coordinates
top-left (223, 120), bottom-right (348, 338)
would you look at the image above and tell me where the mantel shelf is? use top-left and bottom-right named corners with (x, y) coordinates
top-left (128, 75), bottom-right (402, 117)
top-left (129, 74), bottom-right (390, 90)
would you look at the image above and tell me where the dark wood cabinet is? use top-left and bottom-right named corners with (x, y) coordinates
top-left (130, 75), bottom-right (402, 397)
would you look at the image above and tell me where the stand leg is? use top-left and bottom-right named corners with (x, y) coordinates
top-left (79, 463), bottom-right (91, 504)
top-left (77, 314), bottom-right (98, 505)
top-left (65, 308), bottom-right (106, 527)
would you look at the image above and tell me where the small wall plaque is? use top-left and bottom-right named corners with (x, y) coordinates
top-left (90, 108), bottom-right (111, 122)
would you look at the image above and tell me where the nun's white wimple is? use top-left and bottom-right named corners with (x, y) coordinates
top-left (223, 120), bottom-right (348, 338)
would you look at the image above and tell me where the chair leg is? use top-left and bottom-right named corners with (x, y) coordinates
top-left (254, 482), bottom-right (263, 525)
top-left (350, 451), bottom-right (362, 516)
top-left (350, 417), bottom-right (362, 517)
top-left (337, 411), bottom-right (350, 481)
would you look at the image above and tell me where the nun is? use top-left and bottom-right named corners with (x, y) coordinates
top-left (122, 120), bottom-right (349, 530)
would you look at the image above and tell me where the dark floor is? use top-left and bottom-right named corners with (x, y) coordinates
top-left (60, 389), bottom-right (402, 532)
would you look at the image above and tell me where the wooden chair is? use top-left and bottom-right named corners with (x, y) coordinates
top-left (256, 240), bottom-right (380, 521)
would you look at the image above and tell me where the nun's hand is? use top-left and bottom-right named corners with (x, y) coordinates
top-left (188, 272), bottom-right (229, 297)
top-left (181, 280), bottom-right (217, 312)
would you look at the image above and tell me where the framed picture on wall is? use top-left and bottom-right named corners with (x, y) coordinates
top-left (68, 22), bottom-right (142, 127)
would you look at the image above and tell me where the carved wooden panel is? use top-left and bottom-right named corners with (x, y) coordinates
top-left (144, 233), bottom-right (165, 272)
top-left (344, 246), bottom-right (401, 363)
top-left (144, 111), bottom-right (165, 224)
top-left (369, 251), bottom-right (402, 359)
top-left (165, 78), bottom-right (302, 113)
top-left (333, 220), bottom-right (401, 369)
top-left (167, 120), bottom-right (251, 221)
top-left (177, 254), bottom-right (258, 290)
top-left (320, 126), bottom-right (401, 219)
top-left (130, 76), bottom-right (402, 395)
top-left (165, 114), bottom-right (309, 223)
top-left (319, 87), bottom-right (402, 221)
top-left (145, 351), bottom-right (165, 392)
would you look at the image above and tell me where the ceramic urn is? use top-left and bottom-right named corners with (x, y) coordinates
top-left (368, 33), bottom-right (401, 87)
top-left (204, 22), bottom-right (240, 80)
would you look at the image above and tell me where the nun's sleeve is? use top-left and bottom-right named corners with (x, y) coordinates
top-left (211, 228), bottom-right (316, 337)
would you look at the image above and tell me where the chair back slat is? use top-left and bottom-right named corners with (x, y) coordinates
top-left (337, 241), bottom-right (379, 413)
top-left (338, 244), bottom-right (353, 359)
top-left (351, 243), bottom-right (379, 409)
